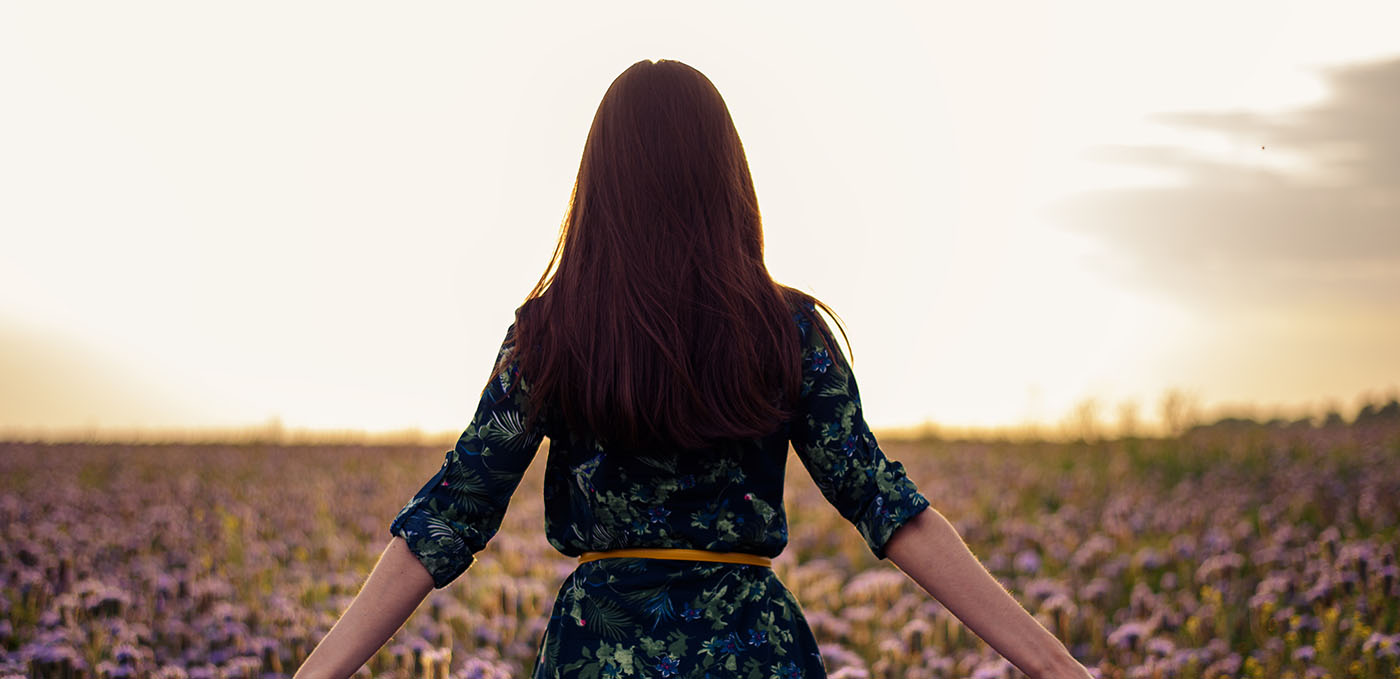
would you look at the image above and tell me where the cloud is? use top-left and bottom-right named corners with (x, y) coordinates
top-left (1151, 55), bottom-right (1400, 189)
top-left (1043, 55), bottom-right (1400, 311)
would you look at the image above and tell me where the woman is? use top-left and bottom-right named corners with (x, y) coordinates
top-left (295, 59), bottom-right (1092, 679)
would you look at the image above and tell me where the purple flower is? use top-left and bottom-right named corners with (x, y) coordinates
top-left (776, 661), bottom-right (802, 679)
top-left (1194, 552), bottom-right (1245, 583)
top-left (1108, 620), bottom-right (1152, 650)
top-left (680, 603), bottom-right (703, 621)
top-left (1133, 546), bottom-right (1166, 570)
top-left (808, 349), bottom-right (832, 374)
top-left (1203, 653), bottom-right (1241, 677)
top-left (971, 660), bottom-right (1012, 679)
top-left (1014, 549), bottom-right (1042, 574)
top-left (1364, 633), bottom-right (1399, 658)
top-left (1025, 578), bottom-right (1064, 602)
top-left (648, 506), bottom-right (670, 524)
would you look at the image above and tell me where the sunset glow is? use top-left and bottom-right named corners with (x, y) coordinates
top-left (2, 1), bottom-right (1397, 440)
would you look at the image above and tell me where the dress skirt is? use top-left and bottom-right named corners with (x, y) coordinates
top-left (530, 557), bottom-right (828, 679)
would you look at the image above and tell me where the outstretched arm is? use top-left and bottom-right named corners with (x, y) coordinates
top-left (885, 507), bottom-right (1093, 679)
top-left (293, 537), bottom-right (435, 679)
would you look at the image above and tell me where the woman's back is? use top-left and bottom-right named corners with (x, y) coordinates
top-left (388, 294), bottom-right (930, 678)
top-left (297, 58), bottom-right (1090, 679)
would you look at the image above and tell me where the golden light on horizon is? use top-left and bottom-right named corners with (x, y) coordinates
top-left (2, 1), bottom-right (1398, 441)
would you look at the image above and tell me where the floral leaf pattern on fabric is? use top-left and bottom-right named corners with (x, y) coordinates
top-left (388, 322), bottom-right (546, 589)
top-left (389, 298), bottom-right (932, 677)
top-left (538, 559), bottom-right (827, 679)
top-left (790, 300), bottom-right (932, 560)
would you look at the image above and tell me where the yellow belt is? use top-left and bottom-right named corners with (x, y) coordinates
top-left (578, 548), bottom-right (772, 567)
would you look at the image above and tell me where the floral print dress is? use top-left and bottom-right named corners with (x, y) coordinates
top-left (389, 299), bottom-right (931, 679)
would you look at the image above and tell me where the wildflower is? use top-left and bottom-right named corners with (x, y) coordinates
top-left (899, 618), bottom-right (933, 650)
top-left (1159, 572), bottom-right (1178, 590)
top-left (1131, 546), bottom-right (1165, 570)
top-left (1041, 592), bottom-right (1077, 619)
top-left (1146, 636), bottom-right (1175, 657)
top-left (1079, 578), bottom-right (1112, 604)
top-left (1202, 653), bottom-right (1241, 677)
top-left (1194, 552), bottom-right (1244, 583)
top-left (1294, 613), bottom-right (1322, 633)
top-left (1168, 533), bottom-right (1197, 561)
top-left (1337, 542), bottom-right (1373, 576)
top-left (1363, 632), bottom-right (1399, 658)
top-left (971, 660), bottom-right (1012, 679)
top-left (831, 668), bottom-right (871, 679)
top-left (1303, 577), bottom-right (1334, 606)
top-left (1108, 620), bottom-right (1152, 650)
top-left (1025, 578), bottom-right (1064, 603)
top-left (1377, 564), bottom-right (1398, 593)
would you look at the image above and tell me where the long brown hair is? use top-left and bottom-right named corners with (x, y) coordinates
top-left (507, 59), bottom-right (848, 450)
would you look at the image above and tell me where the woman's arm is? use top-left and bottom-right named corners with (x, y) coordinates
top-left (885, 507), bottom-right (1093, 679)
top-left (293, 537), bottom-right (437, 679)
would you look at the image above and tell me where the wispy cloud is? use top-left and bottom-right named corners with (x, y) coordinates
top-left (1044, 55), bottom-right (1400, 311)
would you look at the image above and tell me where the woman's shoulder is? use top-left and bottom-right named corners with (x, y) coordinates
top-left (778, 286), bottom-right (834, 350)
top-left (506, 295), bottom-right (550, 342)
top-left (778, 286), bottom-right (817, 323)
top-left (514, 295), bottom-right (544, 321)
top-left (491, 298), bottom-right (544, 370)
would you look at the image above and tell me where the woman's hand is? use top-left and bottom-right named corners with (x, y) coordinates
top-left (885, 507), bottom-right (1094, 679)
top-left (293, 537), bottom-right (436, 679)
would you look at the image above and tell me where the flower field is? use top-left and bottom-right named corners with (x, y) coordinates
top-left (2, 421), bottom-right (1397, 679)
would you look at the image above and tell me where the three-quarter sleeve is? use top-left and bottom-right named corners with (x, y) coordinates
top-left (788, 302), bottom-right (931, 560)
top-left (388, 322), bottom-right (546, 588)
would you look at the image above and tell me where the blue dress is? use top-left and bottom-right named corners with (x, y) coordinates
top-left (389, 299), bottom-right (931, 678)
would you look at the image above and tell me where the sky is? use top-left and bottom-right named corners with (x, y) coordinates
top-left (2, 1), bottom-right (1398, 439)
